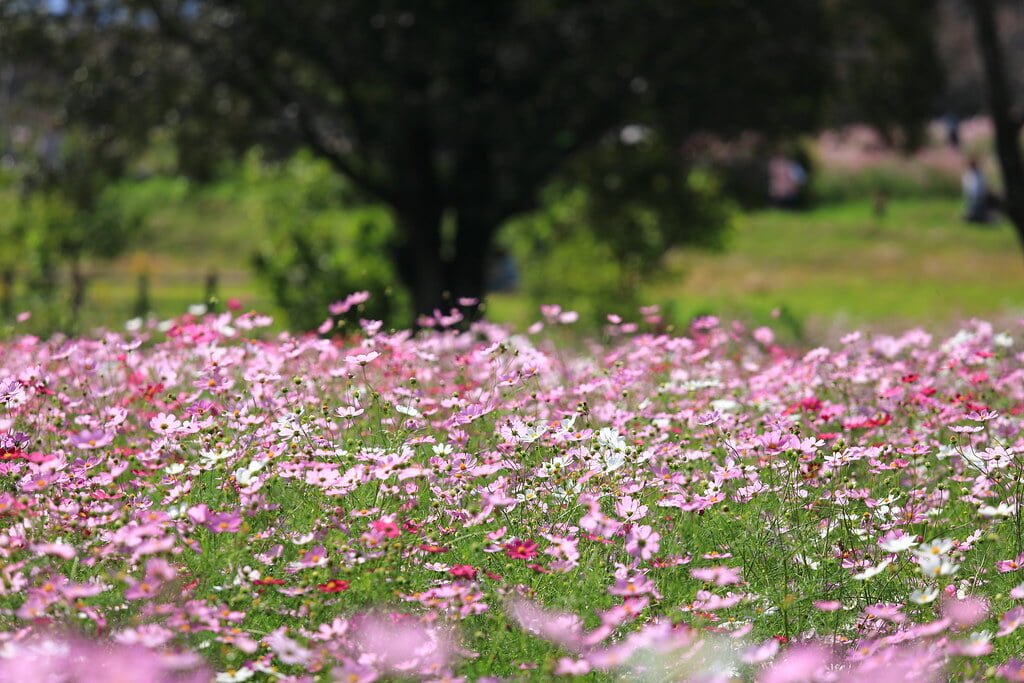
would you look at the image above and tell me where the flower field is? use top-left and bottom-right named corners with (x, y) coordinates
top-left (2, 301), bottom-right (1024, 682)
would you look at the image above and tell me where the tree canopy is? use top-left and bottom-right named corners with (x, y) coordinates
top-left (0, 0), bottom-right (944, 320)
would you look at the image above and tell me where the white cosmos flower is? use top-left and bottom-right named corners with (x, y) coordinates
top-left (216, 667), bottom-right (255, 682)
top-left (979, 502), bottom-right (1015, 517)
top-left (918, 554), bottom-right (959, 577)
top-left (793, 554), bottom-right (820, 570)
top-left (234, 459), bottom-right (268, 487)
top-left (879, 535), bottom-right (919, 553)
top-left (853, 559), bottom-right (890, 580)
top-left (912, 538), bottom-right (955, 558)
top-left (711, 398), bottom-right (740, 413)
top-left (602, 450), bottom-right (627, 474)
top-left (910, 587), bottom-right (940, 605)
top-left (395, 403), bottom-right (421, 418)
top-left (596, 427), bottom-right (628, 451)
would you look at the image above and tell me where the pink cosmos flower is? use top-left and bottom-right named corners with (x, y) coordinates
top-left (760, 645), bottom-right (831, 683)
top-left (30, 541), bottom-right (76, 559)
top-left (624, 524), bottom-right (661, 560)
top-left (863, 603), bottom-right (905, 623)
top-left (554, 657), bottom-right (592, 675)
top-left (614, 495), bottom-right (648, 521)
top-left (21, 472), bottom-right (54, 492)
top-left (329, 290), bottom-right (371, 315)
top-left (999, 606), bottom-right (1024, 637)
top-left (296, 545), bottom-right (329, 568)
top-left (372, 519), bottom-right (401, 538)
top-left (754, 326), bottom-right (775, 346)
top-left (759, 430), bottom-right (799, 455)
top-left (608, 574), bottom-right (657, 597)
top-left (504, 538), bottom-right (539, 560)
top-left (0, 638), bottom-right (209, 682)
top-left (350, 613), bottom-right (456, 675)
top-left (691, 565), bottom-right (743, 586)
top-left (998, 660), bottom-right (1024, 681)
top-left (345, 351), bottom-right (381, 365)
top-left (950, 633), bottom-right (993, 657)
top-left (69, 428), bottom-right (115, 449)
top-left (331, 659), bottom-right (379, 683)
top-left (741, 638), bottom-right (780, 665)
top-left (114, 623), bottom-right (176, 648)
top-left (506, 597), bottom-right (585, 651)
top-left (813, 600), bottom-right (842, 612)
top-left (264, 627), bottom-right (312, 666)
top-left (695, 410), bottom-right (721, 426)
top-left (204, 511), bottom-right (242, 533)
top-left (149, 413), bottom-right (183, 435)
top-left (942, 594), bottom-right (988, 628)
top-left (997, 554), bottom-right (1024, 572)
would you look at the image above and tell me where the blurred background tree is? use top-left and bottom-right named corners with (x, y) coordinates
top-left (0, 0), bottom-right (976, 330)
top-left (967, 0), bottom-right (1024, 249)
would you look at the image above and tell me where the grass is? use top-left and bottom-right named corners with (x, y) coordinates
top-left (6, 194), bottom-right (1024, 342)
top-left (645, 198), bottom-right (1024, 341)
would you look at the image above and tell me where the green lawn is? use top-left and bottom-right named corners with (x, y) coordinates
top-left (11, 196), bottom-right (1024, 341)
top-left (640, 198), bottom-right (1024, 340)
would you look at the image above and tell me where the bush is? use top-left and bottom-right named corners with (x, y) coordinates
top-left (246, 151), bottom-right (408, 331)
top-left (500, 135), bottom-right (735, 326)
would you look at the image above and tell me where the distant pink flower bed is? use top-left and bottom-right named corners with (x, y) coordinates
top-left (0, 303), bottom-right (1023, 681)
top-left (815, 118), bottom-right (993, 176)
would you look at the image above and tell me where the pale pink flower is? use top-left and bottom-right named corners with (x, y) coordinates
top-left (624, 524), bottom-right (660, 560)
top-left (695, 410), bottom-right (721, 426)
top-left (345, 351), bottom-right (381, 365)
top-left (329, 290), bottom-right (371, 315)
top-left (760, 645), bottom-right (831, 683)
top-left (150, 413), bottom-right (183, 435)
top-left (265, 627), bottom-right (312, 666)
top-left (614, 496), bottom-right (648, 521)
top-left (741, 638), bottom-right (780, 664)
top-left (554, 657), bottom-right (592, 675)
top-left (950, 632), bottom-right (993, 657)
top-left (754, 326), bottom-right (775, 346)
top-left (943, 595), bottom-right (988, 628)
top-left (351, 614), bottom-right (456, 674)
top-left (998, 606), bottom-right (1024, 637)
top-left (996, 553), bottom-right (1024, 572)
top-left (998, 659), bottom-right (1024, 681)
top-left (691, 565), bottom-right (743, 586)
top-left (608, 574), bottom-right (657, 597)
top-left (30, 541), bottom-right (76, 559)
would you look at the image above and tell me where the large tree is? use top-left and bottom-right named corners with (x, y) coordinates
top-left (1, 1), bottom-right (939, 318)
top-left (968, 0), bottom-right (1024, 248)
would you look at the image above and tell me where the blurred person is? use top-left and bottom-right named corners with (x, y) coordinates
top-left (486, 248), bottom-right (519, 293)
top-left (943, 111), bottom-right (960, 149)
top-left (769, 155), bottom-right (807, 209)
top-left (873, 190), bottom-right (888, 218)
top-left (962, 157), bottom-right (989, 223)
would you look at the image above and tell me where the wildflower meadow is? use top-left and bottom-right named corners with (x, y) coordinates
top-left (3, 297), bottom-right (1024, 682)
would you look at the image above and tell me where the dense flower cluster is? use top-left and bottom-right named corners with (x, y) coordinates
top-left (1, 304), bottom-right (1023, 681)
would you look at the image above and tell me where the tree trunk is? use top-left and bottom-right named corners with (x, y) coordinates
top-left (0, 268), bottom-right (13, 320)
top-left (971, 0), bottom-right (1024, 243)
top-left (448, 138), bottom-right (500, 322)
top-left (69, 257), bottom-right (86, 322)
top-left (450, 210), bottom-right (499, 323)
top-left (394, 209), bottom-right (447, 322)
